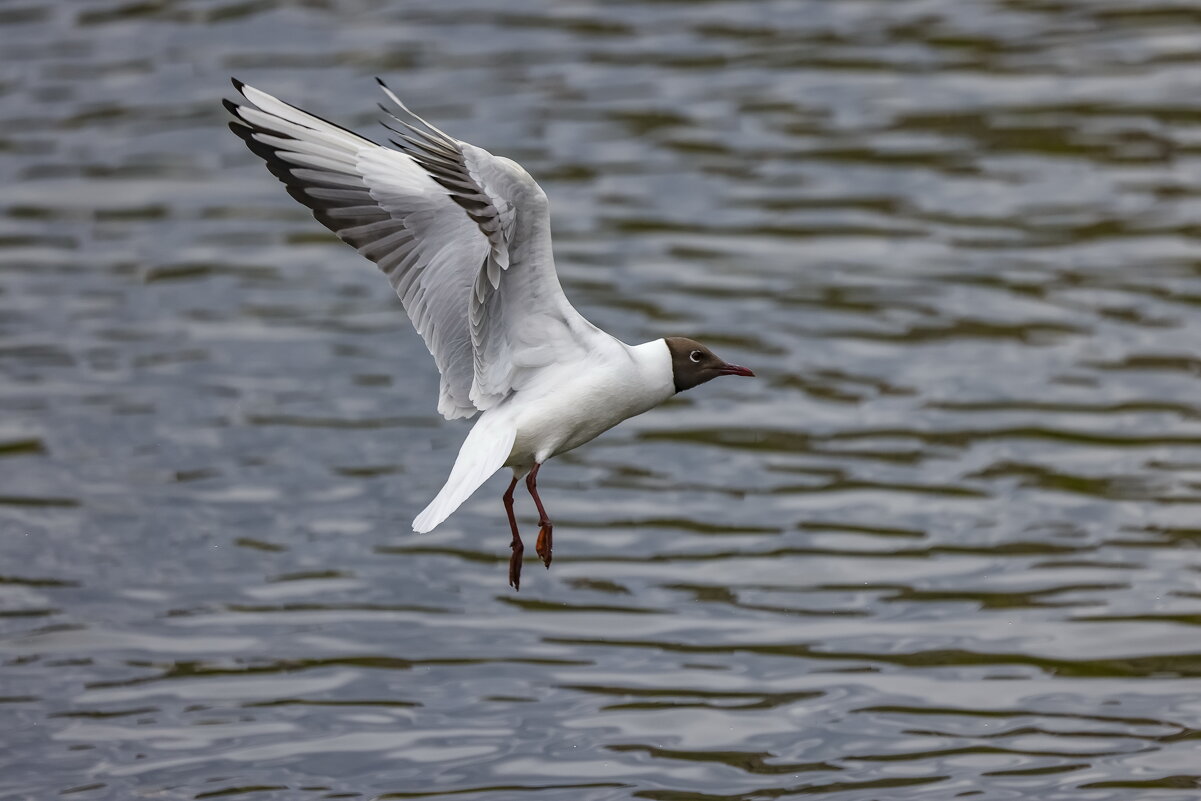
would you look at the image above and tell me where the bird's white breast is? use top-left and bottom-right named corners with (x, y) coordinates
top-left (504, 338), bottom-right (675, 470)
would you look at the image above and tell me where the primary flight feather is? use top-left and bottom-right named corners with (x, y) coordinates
top-left (225, 78), bottom-right (754, 589)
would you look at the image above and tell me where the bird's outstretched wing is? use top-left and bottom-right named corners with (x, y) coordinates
top-left (225, 79), bottom-right (603, 419)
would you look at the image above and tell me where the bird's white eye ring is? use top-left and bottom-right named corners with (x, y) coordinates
top-left (689, 350), bottom-right (703, 363)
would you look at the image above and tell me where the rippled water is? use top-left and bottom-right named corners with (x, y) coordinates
top-left (5, 1), bottom-right (1201, 799)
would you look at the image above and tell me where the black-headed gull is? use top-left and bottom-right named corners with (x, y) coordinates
top-left (225, 79), bottom-right (755, 589)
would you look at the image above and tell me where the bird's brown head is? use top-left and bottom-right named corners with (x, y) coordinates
top-left (664, 337), bottom-right (755, 393)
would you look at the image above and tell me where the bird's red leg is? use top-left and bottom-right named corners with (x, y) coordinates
top-left (526, 463), bottom-right (553, 568)
top-left (503, 475), bottom-right (523, 590)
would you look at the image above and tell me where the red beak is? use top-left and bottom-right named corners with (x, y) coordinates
top-left (717, 363), bottom-right (755, 377)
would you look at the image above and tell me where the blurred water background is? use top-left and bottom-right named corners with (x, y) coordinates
top-left (5, 1), bottom-right (1201, 799)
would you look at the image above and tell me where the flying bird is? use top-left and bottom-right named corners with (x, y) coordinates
top-left (224, 78), bottom-right (755, 589)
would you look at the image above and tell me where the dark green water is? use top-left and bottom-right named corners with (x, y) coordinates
top-left (4, 1), bottom-right (1201, 799)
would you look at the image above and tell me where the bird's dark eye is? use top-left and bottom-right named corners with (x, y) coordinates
top-left (689, 350), bottom-right (703, 363)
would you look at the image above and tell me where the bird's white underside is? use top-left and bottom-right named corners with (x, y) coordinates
top-left (412, 338), bottom-right (675, 533)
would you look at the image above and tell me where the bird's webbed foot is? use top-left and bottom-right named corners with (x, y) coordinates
top-left (535, 522), bottom-right (553, 568)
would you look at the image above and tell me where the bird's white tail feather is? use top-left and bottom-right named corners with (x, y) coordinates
top-left (412, 417), bottom-right (516, 533)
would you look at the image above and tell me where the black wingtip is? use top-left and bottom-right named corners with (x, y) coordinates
top-left (221, 97), bottom-right (243, 118)
top-left (227, 120), bottom-right (254, 142)
top-left (374, 76), bottom-right (386, 87)
top-left (230, 76), bottom-right (246, 93)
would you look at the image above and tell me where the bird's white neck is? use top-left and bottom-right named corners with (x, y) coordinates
top-left (625, 338), bottom-right (677, 405)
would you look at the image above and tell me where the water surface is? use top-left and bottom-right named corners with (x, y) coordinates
top-left (4, 1), bottom-right (1201, 799)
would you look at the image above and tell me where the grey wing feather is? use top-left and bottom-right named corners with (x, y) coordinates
top-left (227, 80), bottom-right (484, 419)
top-left (226, 79), bottom-right (604, 418)
top-left (374, 79), bottom-right (608, 407)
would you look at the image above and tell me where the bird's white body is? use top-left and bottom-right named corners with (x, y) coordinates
top-left (412, 337), bottom-right (674, 532)
top-left (506, 338), bottom-right (674, 469)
